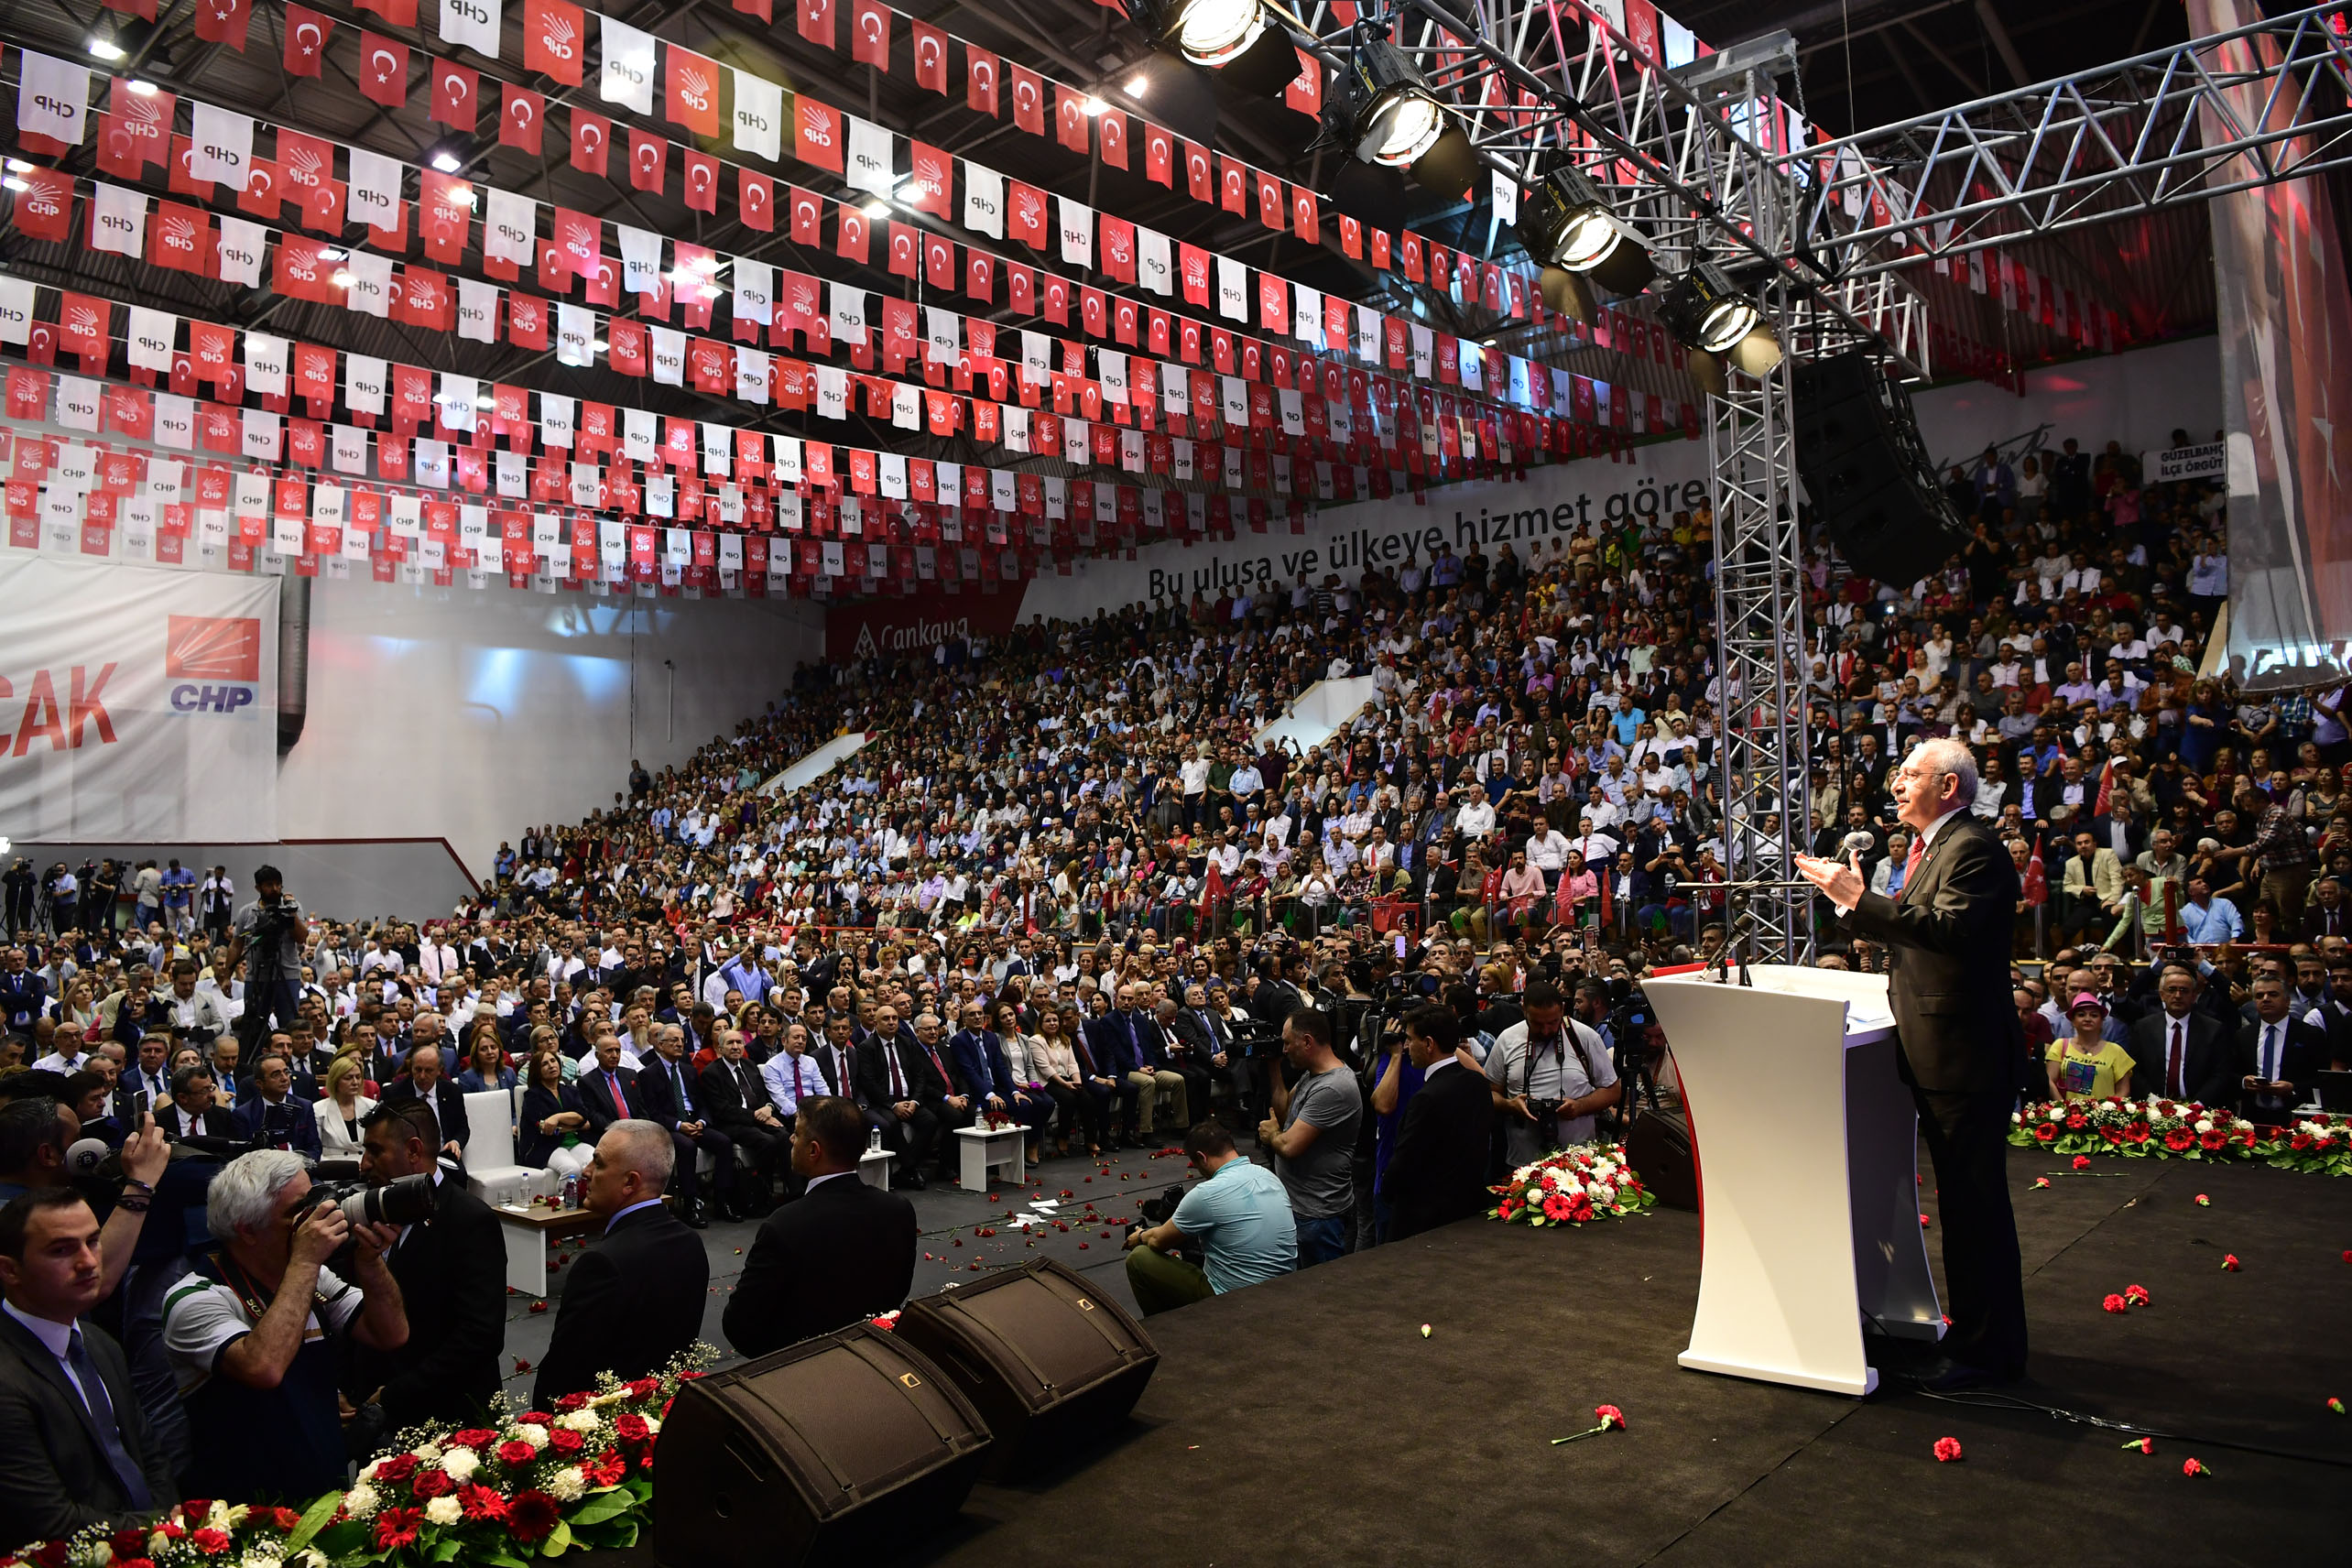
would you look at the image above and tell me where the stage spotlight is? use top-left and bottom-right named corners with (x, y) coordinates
top-left (1685, 347), bottom-right (1728, 398)
top-left (1125, 0), bottom-right (1300, 99)
top-left (1517, 164), bottom-right (1655, 297)
top-left (1660, 262), bottom-right (1762, 354)
top-left (1727, 321), bottom-right (1784, 376)
top-left (1324, 32), bottom-right (1478, 194)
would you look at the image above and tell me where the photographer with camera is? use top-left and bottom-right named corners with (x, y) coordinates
top-left (1484, 981), bottom-right (1621, 1165)
top-left (1122, 1119), bottom-right (1295, 1317)
top-left (221, 866), bottom-right (305, 1052)
top-left (345, 1099), bottom-right (505, 1432)
top-left (161, 1150), bottom-right (408, 1503)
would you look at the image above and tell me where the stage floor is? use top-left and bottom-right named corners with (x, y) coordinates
top-left (896, 1147), bottom-right (2352, 1568)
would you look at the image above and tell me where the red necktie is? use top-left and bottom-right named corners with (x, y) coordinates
top-left (1903, 836), bottom-right (1925, 886)
top-left (2167, 1020), bottom-right (2184, 1098)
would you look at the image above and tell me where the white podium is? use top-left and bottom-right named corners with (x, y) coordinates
top-left (1644, 964), bottom-right (1943, 1397)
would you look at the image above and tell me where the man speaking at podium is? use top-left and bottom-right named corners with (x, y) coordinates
top-left (1794, 737), bottom-right (2027, 1391)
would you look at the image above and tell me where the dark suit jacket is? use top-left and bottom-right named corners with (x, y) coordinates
top-left (1837, 811), bottom-right (2026, 1094)
top-left (947, 1029), bottom-right (1017, 1102)
top-left (532, 1202), bottom-right (709, 1408)
top-left (576, 1065), bottom-right (643, 1137)
top-left (2127, 1009), bottom-right (2238, 1107)
top-left (1381, 1062), bottom-right (1497, 1238)
top-left (2235, 1017), bottom-right (2330, 1123)
top-left (2300, 899), bottom-right (2352, 943)
top-left (157, 1102), bottom-right (238, 1142)
top-left (697, 1058), bottom-right (770, 1135)
top-left (381, 1075), bottom-right (473, 1152)
top-left (0, 1312), bottom-right (175, 1543)
top-left (1084, 1011), bottom-right (1140, 1077)
top-left (813, 1040), bottom-right (863, 1105)
top-left (350, 1174), bottom-right (506, 1428)
top-left (636, 1054), bottom-right (703, 1130)
top-left (721, 1176), bottom-right (918, 1357)
top-left (231, 1094), bottom-right (322, 1160)
top-left (1170, 1007), bottom-right (1231, 1061)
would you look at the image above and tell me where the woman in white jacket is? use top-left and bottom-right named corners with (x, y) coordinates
top-left (314, 1054), bottom-right (376, 1159)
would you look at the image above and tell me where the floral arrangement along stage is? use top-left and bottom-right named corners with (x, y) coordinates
top-left (2009, 1098), bottom-right (2352, 1177)
top-left (1489, 1144), bottom-right (1656, 1226)
top-left (3, 1350), bottom-right (714, 1568)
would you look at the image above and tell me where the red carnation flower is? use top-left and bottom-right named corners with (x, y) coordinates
top-left (154, 1519), bottom-right (186, 1541)
top-left (1933, 1436), bottom-right (1963, 1463)
top-left (615, 1413), bottom-right (651, 1443)
top-left (586, 1449), bottom-right (628, 1487)
top-left (375, 1454), bottom-right (419, 1484)
top-left (2071, 1155), bottom-right (2091, 1171)
top-left (506, 1490), bottom-right (561, 1543)
top-left (2222, 1254), bottom-right (2241, 1271)
top-left (2182, 1456), bottom-right (2209, 1477)
top-left (375, 1507), bottom-right (423, 1551)
top-left (549, 1427), bottom-right (586, 1455)
top-left (2102, 1293), bottom-right (2129, 1313)
top-left (2032, 1124), bottom-right (2057, 1143)
top-left (191, 1530), bottom-right (231, 1557)
top-left (448, 1429), bottom-right (498, 1450)
top-left (411, 1466), bottom-right (455, 1499)
top-left (496, 1439), bottom-right (539, 1467)
top-left (459, 1485), bottom-right (510, 1521)
top-left (1595, 1404), bottom-right (1626, 1430)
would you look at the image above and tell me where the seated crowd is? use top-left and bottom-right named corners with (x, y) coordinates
top-left (5, 426), bottom-right (2350, 1541)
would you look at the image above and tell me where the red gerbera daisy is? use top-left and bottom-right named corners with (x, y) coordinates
top-left (506, 1490), bottom-right (561, 1544)
top-left (373, 1508), bottom-right (422, 1552)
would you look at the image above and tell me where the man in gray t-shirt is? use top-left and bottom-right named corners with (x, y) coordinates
top-left (1259, 1006), bottom-right (1363, 1267)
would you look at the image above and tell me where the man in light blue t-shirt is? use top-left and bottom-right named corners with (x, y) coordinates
top-left (1124, 1121), bottom-right (1295, 1316)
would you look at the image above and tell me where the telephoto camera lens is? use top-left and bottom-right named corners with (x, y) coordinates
top-left (339, 1171), bottom-right (438, 1227)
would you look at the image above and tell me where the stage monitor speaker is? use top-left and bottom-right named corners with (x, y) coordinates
top-left (1793, 351), bottom-right (1971, 586)
top-left (654, 1323), bottom-right (991, 1568)
top-left (1625, 1106), bottom-right (1698, 1212)
top-left (892, 1258), bottom-right (1159, 1478)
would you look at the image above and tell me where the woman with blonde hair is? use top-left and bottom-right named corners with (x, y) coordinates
top-left (314, 1053), bottom-right (377, 1158)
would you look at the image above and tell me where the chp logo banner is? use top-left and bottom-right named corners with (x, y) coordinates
top-left (0, 556), bottom-right (278, 840)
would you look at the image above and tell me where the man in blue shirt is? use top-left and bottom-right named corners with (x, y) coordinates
top-left (1124, 1121), bottom-right (1295, 1315)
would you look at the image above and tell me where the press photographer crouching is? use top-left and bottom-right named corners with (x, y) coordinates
top-left (161, 1150), bottom-right (410, 1503)
top-left (344, 1099), bottom-right (506, 1439)
top-left (1122, 1119), bottom-right (1296, 1317)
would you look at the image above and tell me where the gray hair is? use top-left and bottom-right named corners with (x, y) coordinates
top-left (207, 1149), bottom-right (312, 1240)
top-left (1911, 737), bottom-right (1979, 809)
top-left (598, 1118), bottom-right (675, 1192)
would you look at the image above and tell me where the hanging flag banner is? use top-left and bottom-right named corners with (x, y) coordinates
top-left (0, 555), bottom-right (279, 841)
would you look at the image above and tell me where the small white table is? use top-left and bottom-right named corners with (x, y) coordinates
top-left (494, 1203), bottom-right (606, 1298)
top-left (953, 1124), bottom-right (1026, 1191)
top-left (858, 1147), bottom-right (896, 1189)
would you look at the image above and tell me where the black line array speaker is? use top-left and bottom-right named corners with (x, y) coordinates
top-left (654, 1323), bottom-right (990, 1568)
top-left (1793, 350), bottom-right (1972, 586)
top-left (892, 1258), bottom-right (1160, 1478)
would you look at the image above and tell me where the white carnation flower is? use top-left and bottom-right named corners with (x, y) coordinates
top-left (423, 1496), bottom-right (464, 1528)
top-left (342, 1485), bottom-right (380, 1520)
top-left (409, 1442), bottom-right (443, 1464)
top-left (439, 1448), bottom-right (479, 1483)
top-left (546, 1466), bottom-right (587, 1503)
top-left (239, 1552), bottom-right (283, 1568)
top-left (2194, 1119), bottom-right (2213, 1135)
top-left (517, 1423), bottom-right (550, 1449)
top-left (558, 1410), bottom-right (604, 1433)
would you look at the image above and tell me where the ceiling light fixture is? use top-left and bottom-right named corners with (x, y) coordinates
top-left (1319, 27), bottom-right (1478, 194)
top-left (1124, 0), bottom-right (1301, 99)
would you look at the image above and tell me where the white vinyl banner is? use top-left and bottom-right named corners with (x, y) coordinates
top-left (0, 557), bottom-right (278, 840)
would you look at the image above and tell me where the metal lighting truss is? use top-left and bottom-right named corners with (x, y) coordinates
top-left (1795, 2), bottom-right (2352, 278)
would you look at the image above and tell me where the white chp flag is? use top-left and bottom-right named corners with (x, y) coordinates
top-left (90, 182), bottom-right (146, 257)
top-left (844, 115), bottom-right (893, 198)
top-left (599, 16), bottom-right (657, 115)
top-left (16, 52), bottom-right (88, 146)
top-left (483, 187), bottom-right (537, 267)
top-left (188, 103), bottom-right (254, 190)
top-left (963, 162), bottom-right (1004, 240)
top-left (439, 0), bottom-right (504, 57)
top-left (732, 69), bottom-right (783, 162)
top-left (1059, 197), bottom-right (1093, 267)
